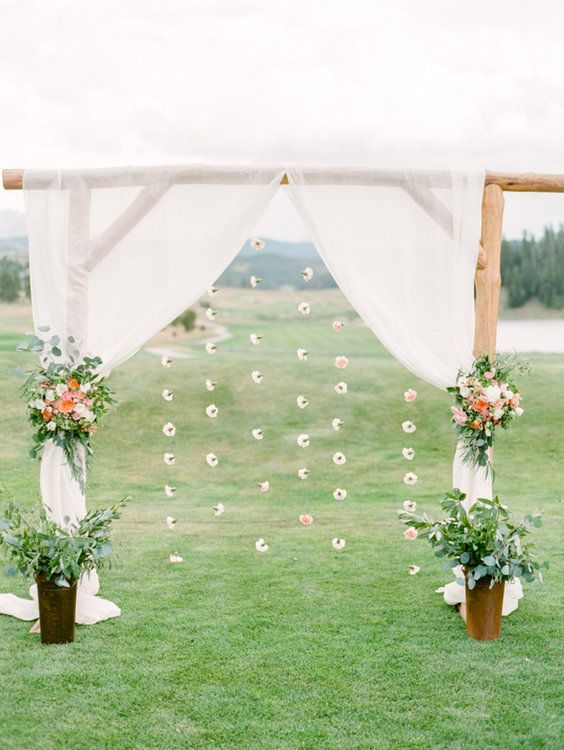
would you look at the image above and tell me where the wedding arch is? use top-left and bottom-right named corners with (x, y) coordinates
top-left (0, 164), bottom-right (561, 623)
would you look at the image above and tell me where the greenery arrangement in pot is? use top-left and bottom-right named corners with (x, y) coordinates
top-left (0, 498), bottom-right (128, 644)
top-left (399, 489), bottom-right (546, 640)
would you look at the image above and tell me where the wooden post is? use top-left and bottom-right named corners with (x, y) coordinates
top-left (473, 184), bottom-right (505, 358)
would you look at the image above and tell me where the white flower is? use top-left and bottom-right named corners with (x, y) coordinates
top-left (515, 406), bottom-right (524, 416)
top-left (251, 370), bottom-right (263, 384)
top-left (46, 422), bottom-right (57, 432)
top-left (259, 481), bottom-right (270, 492)
top-left (82, 410), bottom-right (96, 422)
top-left (302, 267), bottom-right (314, 281)
top-left (403, 500), bottom-right (417, 512)
top-left (205, 307), bottom-right (217, 321)
top-left (403, 472), bottom-right (418, 486)
top-left (333, 488), bottom-right (347, 501)
top-left (213, 503), bottom-right (224, 517)
top-left (298, 302), bottom-right (311, 316)
top-left (332, 321), bottom-right (344, 332)
top-left (163, 453), bottom-right (175, 465)
top-left (335, 381), bottom-right (348, 394)
top-left (335, 355), bottom-right (348, 369)
top-left (296, 395), bottom-right (309, 409)
top-left (402, 447), bottom-right (415, 461)
top-left (493, 408), bottom-right (504, 420)
top-left (332, 418), bottom-right (344, 431)
top-left (298, 467), bottom-right (310, 480)
top-left (251, 237), bottom-right (265, 250)
top-left (165, 485), bottom-right (176, 497)
top-left (205, 404), bottom-right (219, 419)
top-left (333, 452), bottom-right (346, 466)
top-left (250, 333), bottom-right (262, 346)
top-left (161, 389), bottom-right (173, 401)
top-left (161, 355), bottom-right (172, 368)
top-left (332, 537), bottom-right (346, 550)
top-left (297, 348), bottom-right (309, 361)
top-left (166, 516), bottom-right (176, 529)
top-left (484, 384), bottom-right (502, 404)
top-left (252, 428), bottom-right (264, 440)
top-left (402, 420), bottom-right (416, 434)
top-left (408, 564), bottom-right (420, 576)
top-left (55, 383), bottom-right (67, 397)
top-left (205, 342), bottom-right (217, 355)
top-left (250, 275), bottom-right (262, 288)
top-left (297, 434), bottom-right (310, 448)
top-left (206, 452), bottom-right (218, 467)
top-left (31, 399), bottom-right (45, 411)
top-left (205, 379), bottom-right (216, 391)
top-left (45, 388), bottom-right (56, 401)
top-left (80, 383), bottom-right (91, 394)
top-left (74, 402), bottom-right (86, 415)
top-left (169, 553), bottom-right (183, 563)
top-left (255, 538), bottom-right (269, 552)
top-left (207, 286), bottom-right (219, 297)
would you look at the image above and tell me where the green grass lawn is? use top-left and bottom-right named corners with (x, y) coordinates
top-left (0, 291), bottom-right (562, 750)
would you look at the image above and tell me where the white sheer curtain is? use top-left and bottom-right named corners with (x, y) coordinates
top-left (0, 165), bottom-right (284, 624)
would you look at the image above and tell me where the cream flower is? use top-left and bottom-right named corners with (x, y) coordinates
top-left (251, 237), bottom-right (266, 250)
top-left (332, 537), bottom-right (346, 550)
top-left (333, 452), bottom-right (346, 466)
top-left (161, 355), bottom-right (172, 368)
top-left (161, 389), bottom-right (173, 401)
top-left (207, 286), bottom-right (219, 297)
top-left (403, 500), bottom-right (417, 512)
top-left (251, 370), bottom-right (263, 384)
top-left (408, 564), bottom-right (420, 575)
top-left (55, 383), bottom-right (67, 397)
top-left (205, 342), bottom-right (217, 355)
top-left (163, 453), bottom-right (175, 465)
top-left (402, 420), bottom-right (416, 434)
top-left (205, 379), bottom-right (216, 391)
top-left (333, 488), bottom-right (347, 500)
top-left (299, 514), bottom-right (313, 526)
top-left (205, 404), bottom-right (219, 419)
top-left (31, 399), bottom-right (45, 411)
top-left (165, 485), bottom-right (176, 497)
top-left (298, 467), bottom-right (310, 480)
top-left (404, 527), bottom-right (418, 540)
top-left (403, 472), bottom-right (418, 486)
top-left (252, 428), bottom-right (264, 440)
top-left (213, 503), bottom-right (225, 517)
top-left (297, 348), bottom-right (309, 361)
top-left (206, 452), bottom-right (219, 467)
top-left (402, 447), bottom-right (415, 461)
top-left (255, 538), bottom-right (269, 552)
top-left (162, 422), bottom-right (176, 437)
top-left (335, 355), bottom-right (348, 369)
top-left (298, 302), bottom-right (311, 316)
top-left (250, 333), bottom-right (262, 346)
top-left (332, 321), bottom-right (344, 332)
top-left (332, 418), bottom-right (344, 431)
top-left (169, 553), bottom-right (183, 563)
top-left (45, 389), bottom-right (56, 401)
top-left (296, 395), bottom-right (309, 409)
top-left (297, 434), bottom-right (310, 448)
top-left (515, 406), bottom-right (524, 416)
top-left (335, 381), bottom-right (348, 395)
top-left (404, 389), bottom-right (417, 402)
top-left (484, 384), bottom-right (502, 404)
top-left (205, 307), bottom-right (217, 321)
top-left (250, 275), bottom-right (262, 288)
top-left (46, 421), bottom-right (57, 432)
top-left (259, 481), bottom-right (270, 493)
top-left (302, 267), bottom-right (314, 281)
top-left (166, 516), bottom-right (176, 529)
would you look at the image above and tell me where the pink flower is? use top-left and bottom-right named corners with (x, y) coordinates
top-left (451, 406), bottom-right (468, 425)
top-left (484, 371), bottom-right (494, 380)
top-left (403, 527), bottom-right (418, 540)
top-left (404, 389), bottom-right (417, 402)
top-left (335, 355), bottom-right (348, 369)
top-left (299, 514), bottom-right (313, 526)
top-left (332, 321), bottom-right (344, 332)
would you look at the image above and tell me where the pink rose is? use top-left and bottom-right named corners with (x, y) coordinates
top-left (484, 371), bottom-right (494, 380)
top-left (332, 321), bottom-right (343, 332)
top-left (335, 355), bottom-right (348, 369)
top-left (451, 406), bottom-right (468, 425)
top-left (403, 527), bottom-right (418, 540)
top-left (404, 389), bottom-right (417, 402)
top-left (299, 514), bottom-right (313, 526)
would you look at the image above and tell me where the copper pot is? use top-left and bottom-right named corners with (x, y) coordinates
top-left (465, 572), bottom-right (505, 640)
top-left (35, 572), bottom-right (77, 644)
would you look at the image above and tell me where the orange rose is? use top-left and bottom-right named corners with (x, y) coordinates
top-left (68, 378), bottom-right (80, 390)
top-left (42, 409), bottom-right (52, 421)
top-left (470, 419), bottom-right (481, 429)
top-left (59, 398), bottom-right (75, 413)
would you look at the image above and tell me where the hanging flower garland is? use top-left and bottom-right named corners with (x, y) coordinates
top-left (401, 386), bottom-right (420, 575)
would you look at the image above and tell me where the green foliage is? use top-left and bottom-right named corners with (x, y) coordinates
top-left (502, 226), bottom-right (564, 309)
top-left (399, 489), bottom-right (547, 589)
top-left (172, 307), bottom-right (196, 331)
top-left (0, 497), bottom-right (129, 587)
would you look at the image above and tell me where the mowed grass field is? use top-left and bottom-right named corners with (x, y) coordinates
top-left (0, 290), bottom-right (562, 750)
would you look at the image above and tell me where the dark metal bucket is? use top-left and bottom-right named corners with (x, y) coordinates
top-left (35, 573), bottom-right (77, 644)
top-left (465, 575), bottom-right (505, 640)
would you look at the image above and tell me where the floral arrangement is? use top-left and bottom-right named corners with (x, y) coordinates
top-left (18, 328), bottom-right (115, 489)
top-left (448, 354), bottom-right (528, 472)
top-left (398, 489), bottom-right (546, 589)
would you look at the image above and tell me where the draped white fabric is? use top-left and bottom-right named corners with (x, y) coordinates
top-left (0, 163), bottom-right (519, 623)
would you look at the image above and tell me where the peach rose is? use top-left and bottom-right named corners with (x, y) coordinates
top-left (68, 378), bottom-right (80, 390)
top-left (299, 514), bottom-right (313, 526)
top-left (42, 409), bottom-right (52, 421)
top-left (404, 389), bottom-right (417, 402)
top-left (403, 527), bottom-right (418, 540)
top-left (59, 398), bottom-right (75, 413)
top-left (335, 355), bottom-right (348, 369)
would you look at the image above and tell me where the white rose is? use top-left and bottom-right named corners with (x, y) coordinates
top-left (82, 410), bottom-right (96, 422)
top-left (55, 383), bottom-right (66, 397)
top-left (32, 399), bottom-right (45, 411)
top-left (46, 422), bottom-right (57, 432)
top-left (45, 389), bottom-right (55, 401)
top-left (81, 383), bottom-right (91, 393)
top-left (484, 384), bottom-right (502, 404)
top-left (74, 402), bottom-right (86, 415)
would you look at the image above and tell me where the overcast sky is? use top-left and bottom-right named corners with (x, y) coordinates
top-left (2, 0), bottom-right (564, 239)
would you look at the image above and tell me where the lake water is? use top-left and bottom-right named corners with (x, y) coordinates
top-left (497, 319), bottom-right (564, 353)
